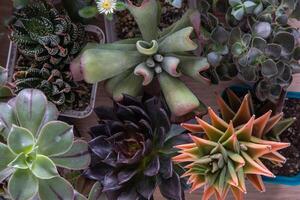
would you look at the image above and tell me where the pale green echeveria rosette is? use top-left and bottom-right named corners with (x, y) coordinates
top-left (0, 89), bottom-right (91, 200)
top-left (70, 0), bottom-right (211, 118)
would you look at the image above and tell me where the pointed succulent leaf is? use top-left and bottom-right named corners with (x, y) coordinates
top-left (88, 181), bottom-right (107, 200)
top-left (8, 153), bottom-right (28, 169)
top-left (37, 121), bottom-right (73, 157)
top-left (38, 176), bottom-right (74, 200)
top-left (0, 103), bottom-right (16, 140)
top-left (126, 0), bottom-right (159, 41)
top-left (15, 89), bottom-right (47, 136)
top-left (0, 143), bottom-right (16, 171)
top-left (79, 49), bottom-right (145, 83)
top-left (50, 140), bottom-right (91, 170)
top-left (159, 172), bottom-right (182, 200)
top-left (41, 103), bottom-right (59, 125)
top-left (158, 72), bottom-right (201, 116)
top-left (159, 27), bottom-right (197, 53)
top-left (31, 154), bottom-right (58, 179)
top-left (8, 169), bottom-right (38, 200)
top-left (8, 125), bottom-right (34, 154)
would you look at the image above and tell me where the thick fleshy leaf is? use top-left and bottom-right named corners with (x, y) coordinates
top-left (126, 0), bottom-right (159, 41)
top-left (158, 72), bottom-right (201, 116)
top-left (8, 169), bottom-right (38, 200)
top-left (261, 59), bottom-right (278, 78)
top-left (8, 153), bottom-right (28, 169)
top-left (41, 102), bottom-right (59, 125)
top-left (117, 169), bottom-right (138, 184)
top-left (15, 89), bottom-right (47, 136)
top-left (136, 40), bottom-right (159, 55)
top-left (8, 125), bottom-right (34, 154)
top-left (88, 182), bottom-right (107, 200)
top-left (0, 167), bottom-right (15, 183)
top-left (0, 86), bottom-right (13, 99)
top-left (137, 177), bottom-right (156, 199)
top-left (104, 70), bottom-right (132, 96)
top-left (80, 49), bottom-right (145, 83)
top-left (134, 62), bottom-right (155, 85)
top-left (37, 121), bottom-right (73, 156)
top-left (159, 27), bottom-right (198, 53)
top-left (0, 143), bottom-right (16, 171)
top-left (31, 155), bottom-right (58, 179)
top-left (144, 156), bottom-right (160, 176)
top-left (252, 22), bottom-right (271, 39)
top-left (273, 32), bottom-right (295, 56)
top-left (51, 140), bottom-right (91, 170)
top-left (0, 103), bottom-right (17, 139)
top-left (159, 172), bottom-right (182, 200)
top-left (112, 73), bottom-right (143, 101)
top-left (38, 177), bottom-right (74, 200)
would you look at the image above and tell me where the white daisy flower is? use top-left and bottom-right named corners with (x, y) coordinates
top-left (96, 0), bottom-right (117, 15)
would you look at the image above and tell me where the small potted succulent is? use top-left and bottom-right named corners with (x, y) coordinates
top-left (6, 0), bottom-right (105, 118)
top-left (174, 93), bottom-right (293, 199)
top-left (0, 89), bottom-right (91, 200)
top-left (71, 0), bottom-right (215, 119)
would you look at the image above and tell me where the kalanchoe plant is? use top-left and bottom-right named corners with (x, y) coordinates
top-left (0, 89), bottom-right (91, 200)
top-left (71, 0), bottom-right (211, 117)
top-left (194, 0), bottom-right (300, 102)
top-left (84, 94), bottom-right (190, 200)
top-left (0, 66), bottom-right (13, 100)
top-left (9, 0), bottom-right (89, 109)
top-left (173, 94), bottom-right (292, 200)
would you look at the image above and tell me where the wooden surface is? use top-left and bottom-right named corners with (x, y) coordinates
top-left (1, 1), bottom-right (300, 199)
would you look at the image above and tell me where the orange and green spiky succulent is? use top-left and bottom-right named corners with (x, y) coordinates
top-left (173, 94), bottom-right (292, 200)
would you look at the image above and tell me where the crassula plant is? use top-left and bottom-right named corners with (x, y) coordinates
top-left (71, 0), bottom-right (211, 117)
top-left (194, 0), bottom-right (300, 102)
top-left (173, 94), bottom-right (292, 200)
top-left (0, 89), bottom-right (91, 200)
top-left (84, 94), bottom-right (190, 200)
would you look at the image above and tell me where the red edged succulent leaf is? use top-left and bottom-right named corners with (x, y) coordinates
top-left (84, 94), bottom-right (189, 200)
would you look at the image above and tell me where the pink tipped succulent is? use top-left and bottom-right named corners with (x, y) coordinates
top-left (173, 94), bottom-right (291, 200)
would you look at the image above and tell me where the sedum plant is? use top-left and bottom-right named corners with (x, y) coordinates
top-left (9, 0), bottom-right (87, 109)
top-left (194, 0), bottom-right (300, 102)
top-left (71, 0), bottom-right (211, 117)
top-left (84, 94), bottom-right (190, 200)
top-left (173, 94), bottom-right (292, 200)
top-left (0, 89), bottom-right (91, 200)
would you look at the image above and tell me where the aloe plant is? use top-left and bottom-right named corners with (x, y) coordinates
top-left (193, 0), bottom-right (300, 102)
top-left (71, 0), bottom-right (211, 117)
top-left (0, 89), bottom-right (91, 200)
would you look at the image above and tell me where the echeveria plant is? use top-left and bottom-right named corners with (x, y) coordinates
top-left (0, 89), bottom-right (91, 200)
top-left (84, 95), bottom-right (190, 200)
top-left (194, 0), bottom-right (300, 102)
top-left (71, 0), bottom-right (211, 117)
top-left (174, 94), bottom-right (291, 200)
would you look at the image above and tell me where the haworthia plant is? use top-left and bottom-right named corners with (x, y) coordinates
top-left (71, 0), bottom-right (211, 117)
top-left (0, 89), bottom-right (91, 200)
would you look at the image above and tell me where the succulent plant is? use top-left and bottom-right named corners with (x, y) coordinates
top-left (220, 88), bottom-right (296, 141)
top-left (193, 0), bottom-right (300, 102)
top-left (71, 0), bottom-right (211, 117)
top-left (173, 94), bottom-right (291, 200)
top-left (84, 94), bottom-right (190, 200)
top-left (13, 55), bottom-right (78, 108)
top-left (0, 66), bottom-right (13, 100)
top-left (0, 89), bottom-right (91, 200)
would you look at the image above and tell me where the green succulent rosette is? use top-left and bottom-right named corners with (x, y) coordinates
top-left (0, 89), bottom-right (91, 200)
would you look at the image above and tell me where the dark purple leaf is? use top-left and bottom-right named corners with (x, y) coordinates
top-left (89, 136), bottom-right (112, 159)
top-left (159, 172), bottom-right (182, 200)
top-left (83, 164), bottom-right (113, 181)
top-left (144, 156), bottom-right (160, 176)
top-left (136, 177), bottom-right (156, 200)
top-left (121, 94), bottom-right (144, 108)
top-left (102, 173), bottom-right (122, 192)
top-left (118, 169), bottom-right (138, 184)
top-left (117, 188), bottom-right (139, 200)
top-left (159, 157), bottom-right (173, 179)
top-left (90, 124), bottom-right (110, 138)
top-left (117, 150), bottom-right (143, 164)
top-left (94, 106), bottom-right (118, 120)
top-left (116, 103), bottom-right (137, 122)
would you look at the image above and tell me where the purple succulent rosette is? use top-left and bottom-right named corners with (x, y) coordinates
top-left (84, 95), bottom-right (190, 200)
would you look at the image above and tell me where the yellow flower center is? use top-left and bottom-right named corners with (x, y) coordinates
top-left (102, 0), bottom-right (112, 9)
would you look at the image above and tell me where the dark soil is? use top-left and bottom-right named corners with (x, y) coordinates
top-left (265, 98), bottom-right (300, 176)
top-left (115, 0), bottom-right (188, 39)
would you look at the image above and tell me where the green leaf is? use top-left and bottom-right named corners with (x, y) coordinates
top-left (127, 0), bottom-right (159, 41)
top-left (38, 177), bottom-right (74, 200)
top-left (88, 182), bottom-right (107, 200)
top-left (16, 89), bottom-right (47, 136)
top-left (31, 155), bottom-right (58, 179)
top-left (78, 6), bottom-right (98, 18)
top-left (8, 153), bottom-right (28, 169)
top-left (0, 86), bottom-right (13, 99)
top-left (244, 1), bottom-right (257, 13)
top-left (12, 0), bottom-right (29, 9)
top-left (37, 121), bottom-right (73, 157)
top-left (0, 103), bottom-right (16, 140)
top-left (50, 140), bottom-right (91, 170)
top-left (41, 103), bottom-right (59, 125)
top-left (80, 49), bottom-right (144, 83)
top-left (115, 2), bottom-right (126, 11)
top-left (231, 7), bottom-right (245, 21)
top-left (75, 191), bottom-right (88, 200)
top-left (229, 0), bottom-right (242, 6)
top-left (0, 143), bottom-right (16, 172)
top-left (0, 66), bottom-right (8, 84)
top-left (7, 125), bottom-right (35, 154)
top-left (0, 167), bottom-right (15, 183)
top-left (8, 169), bottom-right (38, 200)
